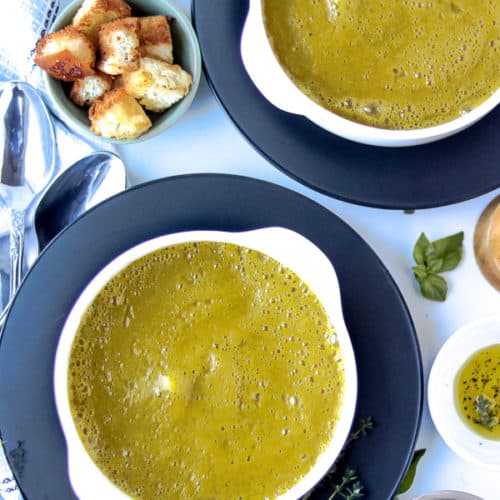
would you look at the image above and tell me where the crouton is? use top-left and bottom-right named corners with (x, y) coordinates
top-left (34, 26), bottom-right (95, 81)
top-left (97, 17), bottom-right (140, 75)
top-left (89, 88), bottom-right (152, 140)
top-left (112, 75), bottom-right (125, 89)
top-left (72, 0), bottom-right (132, 42)
top-left (70, 72), bottom-right (113, 106)
top-left (122, 57), bottom-right (192, 112)
top-left (139, 16), bottom-right (174, 64)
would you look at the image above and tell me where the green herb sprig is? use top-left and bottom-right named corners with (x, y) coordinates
top-left (302, 418), bottom-right (426, 499)
top-left (327, 468), bottom-right (364, 500)
top-left (344, 417), bottom-right (374, 446)
top-left (396, 448), bottom-right (426, 496)
top-left (474, 394), bottom-right (499, 431)
top-left (412, 232), bottom-right (464, 301)
top-left (302, 417), bottom-right (374, 500)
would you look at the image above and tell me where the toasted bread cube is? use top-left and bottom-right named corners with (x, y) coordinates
top-left (72, 0), bottom-right (131, 42)
top-left (89, 88), bottom-right (152, 140)
top-left (112, 75), bottom-right (125, 89)
top-left (139, 16), bottom-right (173, 64)
top-left (122, 57), bottom-right (192, 112)
top-left (97, 17), bottom-right (140, 75)
top-left (70, 72), bottom-right (113, 106)
top-left (34, 26), bottom-right (95, 81)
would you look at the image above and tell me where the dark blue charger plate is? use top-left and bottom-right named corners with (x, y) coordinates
top-left (0, 175), bottom-right (422, 499)
top-left (192, 1), bottom-right (500, 209)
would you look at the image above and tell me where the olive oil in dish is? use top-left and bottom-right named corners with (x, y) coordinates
top-left (455, 344), bottom-right (500, 439)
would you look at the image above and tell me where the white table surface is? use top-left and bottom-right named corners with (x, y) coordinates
top-left (117, 2), bottom-right (500, 498)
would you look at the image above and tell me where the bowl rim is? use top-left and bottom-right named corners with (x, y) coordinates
top-left (241, 0), bottom-right (500, 147)
top-left (44, 0), bottom-right (202, 145)
top-left (53, 227), bottom-right (358, 499)
top-left (412, 490), bottom-right (484, 500)
top-left (428, 316), bottom-right (500, 470)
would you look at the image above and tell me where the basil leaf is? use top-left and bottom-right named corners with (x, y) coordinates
top-left (418, 274), bottom-right (447, 302)
top-left (413, 233), bottom-right (431, 266)
top-left (412, 264), bottom-right (428, 281)
top-left (424, 243), bottom-right (437, 262)
top-left (397, 449), bottom-right (426, 494)
top-left (427, 257), bottom-right (443, 274)
top-left (432, 231), bottom-right (464, 256)
top-left (411, 231), bottom-right (463, 302)
top-left (439, 247), bottom-right (463, 272)
top-left (432, 232), bottom-right (464, 271)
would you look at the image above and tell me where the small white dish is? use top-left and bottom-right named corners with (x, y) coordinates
top-left (413, 491), bottom-right (483, 500)
top-left (240, 0), bottom-right (500, 148)
top-left (428, 316), bottom-right (500, 470)
top-left (54, 227), bottom-right (358, 499)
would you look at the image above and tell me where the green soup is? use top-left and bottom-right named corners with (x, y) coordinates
top-left (69, 242), bottom-right (345, 499)
top-left (262, 0), bottom-right (500, 129)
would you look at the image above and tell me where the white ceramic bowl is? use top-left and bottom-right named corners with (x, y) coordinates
top-left (54, 227), bottom-right (358, 499)
top-left (413, 491), bottom-right (483, 500)
top-left (428, 316), bottom-right (500, 470)
top-left (240, 0), bottom-right (500, 148)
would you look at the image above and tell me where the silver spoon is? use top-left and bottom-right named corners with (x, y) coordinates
top-left (34, 151), bottom-right (127, 251)
top-left (0, 81), bottom-right (55, 500)
top-left (0, 81), bottom-right (56, 298)
top-left (0, 151), bottom-right (126, 329)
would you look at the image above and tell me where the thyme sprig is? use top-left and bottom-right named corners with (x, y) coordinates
top-left (327, 468), bottom-right (364, 500)
top-left (474, 394), bottom-right (499, 431)
top-left (302, 417), bottom-right (374, 499)
top-left (344, 417), bottom-right (374, 446)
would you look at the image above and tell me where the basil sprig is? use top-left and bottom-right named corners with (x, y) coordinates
top-left (396, 448), bottom-right (427, 495)
top-left (412, 232), bottom-right (464, 302)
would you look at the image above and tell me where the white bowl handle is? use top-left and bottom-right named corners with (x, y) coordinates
top-left (241, 0), bottom-right (310, 115)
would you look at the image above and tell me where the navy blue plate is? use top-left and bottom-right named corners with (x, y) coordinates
top-left (0, 175), bottom-right (422, 499)
top-left (192, 1), bottom-right (500, 209)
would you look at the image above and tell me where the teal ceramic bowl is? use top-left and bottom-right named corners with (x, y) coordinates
top-left (44, 0), bottom-right (201, 144)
